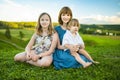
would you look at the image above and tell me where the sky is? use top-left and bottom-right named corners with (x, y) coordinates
top-left (0, 0), bottom-right (120, 24)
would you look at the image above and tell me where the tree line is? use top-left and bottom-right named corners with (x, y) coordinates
top-left (0, 21), bottom-right (36, 29)
top-left (0, 21), bottom-right (120, 36)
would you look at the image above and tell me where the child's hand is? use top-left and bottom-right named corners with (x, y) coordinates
top-left (31, 54), bottom-right (39, 62)
top-left (70, 51), bottom-right (76, 55)
top-left (73, 45), bottom-right (80, 52)
top-left (74, 45), bottom-right (80, 52)
top-left (77, 44), bottom-right (84, 49)
top-left (26, 53), bottom-right (32, 61)
top-left (69, 45), bottom-right (76, 52)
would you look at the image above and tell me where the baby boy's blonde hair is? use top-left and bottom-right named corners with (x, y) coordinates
top-left (67, 18), bottom-right (80, 30)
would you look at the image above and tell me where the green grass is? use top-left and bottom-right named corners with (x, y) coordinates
top-left (0, 29), bottom-right (120, 80)
top-left (0, 29), bottom-right (34, 48)
top-left (0, 29), bottom-right (34, 41)
top-left (81, 34), bottom-right (120, 47)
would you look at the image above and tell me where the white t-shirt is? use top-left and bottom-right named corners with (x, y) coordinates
top-left (62, 30), bottom-right (84, 51)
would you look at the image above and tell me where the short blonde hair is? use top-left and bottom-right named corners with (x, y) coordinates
top-left (67, 18), bottom-right (80, 30)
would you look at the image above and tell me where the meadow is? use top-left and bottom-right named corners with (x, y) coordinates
top-left (0, 29), bottom-right (120, 80)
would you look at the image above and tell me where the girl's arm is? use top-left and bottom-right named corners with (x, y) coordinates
top-left (64, 44), bottom-right (76, 52)
top-left (38, 32), bottom-right (58, 57)
top-left (57, 34), bottom-right (65, 49)
top-left (25, 33), bottom-right (35, 54)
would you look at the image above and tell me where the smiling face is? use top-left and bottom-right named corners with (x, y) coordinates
top-left (58, 7), bottom-right (72, 25)
top-left (40, 14), bottom-right (50, 28)
top-left (61, 13), bottom-right (71, 24)
top-left (36, 13), bottom-right (53, 35)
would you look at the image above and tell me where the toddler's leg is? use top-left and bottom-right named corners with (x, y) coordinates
top-left (79, 49), bottom-right (94, 61)
top-left (71, 52), bottom-right (92, 68)
top-left (79, 49), bottom-right (99, 64)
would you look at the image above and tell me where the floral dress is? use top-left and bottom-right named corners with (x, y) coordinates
top-left (33, 34), bottom-right (52, 54)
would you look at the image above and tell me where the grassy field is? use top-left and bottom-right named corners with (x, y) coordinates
top-left (0, 29), bottom-right (120, 80)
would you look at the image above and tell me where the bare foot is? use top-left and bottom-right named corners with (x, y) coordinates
top-left (83, 62), bottom-right (92, 68)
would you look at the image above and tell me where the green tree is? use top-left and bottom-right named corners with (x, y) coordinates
top-left (19, 31), bottom-right (24, 40)
top-left (5, 27), bottom-right (11, 39)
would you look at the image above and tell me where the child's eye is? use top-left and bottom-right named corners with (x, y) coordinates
top-left (41, 19), bottom-right (44, 21)
top-left (67, 14), bottom-right (70, 16)
top-left (46, 19), bottom-right (49, 21)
